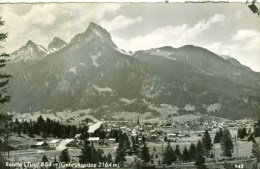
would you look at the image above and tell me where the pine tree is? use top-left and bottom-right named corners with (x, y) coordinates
top-left (91, 144), bottom-right (98, 164)
top-left (189, 143), bottom-right (196, 162)
top-left (22, 122), bottom-right (28, 134)
top-left (175, 144), bottom-right (181, 160)
top-left (220, 128), bottom-right (234, 158)
top-left (107, 153), bottom-right (113, 163)
top-left (0, 17), bottom-right (12, 105)
top-left (15, 118), bottom-right (20, 125)
top-left (237, 128), bottom-right (242, 140)
top-left (70, 125), bottom-right (77, 138)
top-left (41, 154), bottom-right (48, 169)
top-left (141, 144), bottom-right (150, 163)
top-left (202, 130), bottom-right (212, 157)
top-left (115, 132), bottom-right (125, 166)
top-left (214, 128), bottom-right (223, 143)
top-left (42, 154), bottom-right (48, 162)
top-left (195, 140), bottom-right (207, 169)
top-left (0, 138), bottom-right (2, 155)
top-left (17, 124), bottom-right (22, 137)
top-left (136, 135), bottom-right (139, 145)
top-left (28, 123), bottom-right (34, 137)
top-left (240, 127), bottom-right (247, 139)
top-left (103, 155), bottom-right (107, 163)
top-left (131, 136), bottom-right (137, 153)
top-left (59, 149), bottom-right (70, 163)
top-left (37, 115), bottom-right (45, 127)
top-left (123, 132), bottom-right (131, 150)
top-left (45, 118), bottom-right (52, 137)
top-left (182, 146), bottom-right (189, 162)
top-left (79, 140), bottom-right (92, 163)
top-left (164, 136), bottom-right (168, 142)
top-left (49, 157), bottom-right (57, 169)
top-left (96, 148), bottom-right (104, 163)
top-left (142, 135), bottom-right (146, 144)
top-left (162, 142), bottom-right (176, 165)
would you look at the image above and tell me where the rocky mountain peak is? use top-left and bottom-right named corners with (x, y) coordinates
top-left (69, 22), bottom-right (117, 49)
top-left (25, 40), bottom-right (37, 47)
top-left (11, 40), bottom-right (47, 62)
top-left (48, 37), bottom-right (67, 53)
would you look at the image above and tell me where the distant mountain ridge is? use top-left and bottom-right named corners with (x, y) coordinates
top-left (11, 40), bottom-right (47, 63)
top-left (2, 22), bottom-right (260, 120)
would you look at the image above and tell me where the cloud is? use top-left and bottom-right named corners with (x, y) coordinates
top-left (205, 42), bottom-right (239, 56)
top-left (0, 4), bottom-right (122, 52)
top-left (100, 15), bottom-right (142, 32)
top-left (232, 29), bottom-right (260, 51)
top-left (113, 13), bottom-right (227, 51)
top-left (232, 29), bottom-right (260, 41)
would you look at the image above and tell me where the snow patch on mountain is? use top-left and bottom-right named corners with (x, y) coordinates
top-left (90, 52), bottom-right (101, 67)
top-left (93, 84), bottom-right (113, 93)
top-left (116, 48), bottom-right (134, 56)
top-left (69, 66), bottom-right (77, 74)
top-left (206, 103), bottom-right (221, 112)
top-left (79, 62), bottom-right (86, 67)
top-left (184, 104), bottom-right (195, 111)
top-left (149, 49), bottom-right (176, 61)
top-left (243, 98), bottom-right (249, 103)
top-left (38, 45), bottom-right (47, 53)
top-left (119, 98), bottom-right (135, 104)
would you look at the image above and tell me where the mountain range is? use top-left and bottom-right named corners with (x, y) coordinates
top-left (2, 22), bottom-right (260, 120)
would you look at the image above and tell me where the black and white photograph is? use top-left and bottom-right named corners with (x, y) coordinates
top-left (0, 2), bottom-right (260, 169)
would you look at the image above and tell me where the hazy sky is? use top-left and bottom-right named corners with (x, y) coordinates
top-left (0, 3), bottom-right (260, 71)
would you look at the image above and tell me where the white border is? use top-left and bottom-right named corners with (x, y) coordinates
top-left (0, 0), bottom-right (251, 3)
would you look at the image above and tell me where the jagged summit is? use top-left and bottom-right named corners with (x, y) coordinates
top-left (69, 22), bottom-right (117, 49)
top-left (48, 37), bottom-right (67, 53)
top-left (11, 40), bottom-right (47, 62)
top-left (26, 40), bottom-right (35, 46)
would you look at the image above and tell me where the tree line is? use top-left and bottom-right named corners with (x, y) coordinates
top-left (12, 115), bottom-right (89, 140)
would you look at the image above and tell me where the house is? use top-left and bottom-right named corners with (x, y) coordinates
top-left (49, 140), bottom-right (61, 147)
top-left (167, 133), bottom-right (177, 137)
top-left (31, 141), bottom-right (49, 149)
top-left (108, 138), bottom-right (116, 143)
top-left (88, 137), bottom-right (100, 143)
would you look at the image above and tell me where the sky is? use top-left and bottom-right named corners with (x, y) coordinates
top-left (0, 3), bottom-right (260, 71)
